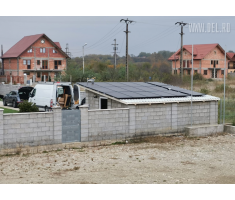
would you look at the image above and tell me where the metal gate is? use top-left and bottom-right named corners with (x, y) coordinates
top-left (62, 109), bottom-right (81, 143)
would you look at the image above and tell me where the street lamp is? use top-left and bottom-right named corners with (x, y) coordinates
top-left (83, 43), bottom-right (87, 74)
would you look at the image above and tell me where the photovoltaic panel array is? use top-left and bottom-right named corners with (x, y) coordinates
top-left (77, 82), bottom-right (204, 99)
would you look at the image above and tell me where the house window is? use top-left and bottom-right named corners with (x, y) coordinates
top-left (42, 60), bottom-right (48, 69)
top-left (187, 70), bottom-right (190, 75)
top-left (40, 48), bottom-right (46, 53)
top-left (194, 70), bottom-right (198, 74)
top-left (37, 60), bottom-right (40, 65)
top-left (211, 60), bottom-right (218, 67)
top-left (26, 72), bottom-right (30, 75)
top-left (54, 60), bottom-right (62, 69)
top-left (23, 60), bottom-right (26, 65)
top-left (204, 70), bottom-right (207, 75)
top-left (99, 97), bottom-right (108, 109)
top-left (37, 72), bottom-right (40, 78)
top-left (27, 48), bottom-right (32, 53)
top-left (222, 70), bottom-right (224, 75)
top-left (53, 49), bottom-right (57, 53)
top-left (174, 69), bottom-right (177, 74)
top-left (27, 60), bottom-right (31, 69)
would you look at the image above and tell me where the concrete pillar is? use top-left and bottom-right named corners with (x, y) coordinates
top-left (0, 109), bottom-right (3, 148)
top-left (80, 104), bottom-right (89, 142)
top-left (10, 76), bottom-right (12, 85)
top-left (40, 72), bottom-right (42, 81)
top-left (209, 101), bottom-right (217, 124)
top-left (53, 106), bottom-right (62, 144)
top-left (171, 103), bottom-right (178, 131)
top-left (128, 105), bottom-right (136, 138)
top-left (29, 79), bottom-right (32, 86)
top-left (24, 74), bottom-right (27, 85)
top-left (32, 75), bottom-right (36, 83)
top-left (44, 75), bottom-right (46, 82)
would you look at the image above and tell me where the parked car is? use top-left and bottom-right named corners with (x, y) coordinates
top-left (3, 87), bottom-right (34, 108)
top-left (28, 82), bottom-right (82, 111)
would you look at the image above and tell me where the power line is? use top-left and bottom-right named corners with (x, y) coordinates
top-left (129, 26), bottom-right (178, 49)
top-left (130, 27), bottom-right (178, 50)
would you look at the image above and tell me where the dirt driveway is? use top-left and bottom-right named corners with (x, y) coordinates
top-left (0, 134), bottom-right (235, 184)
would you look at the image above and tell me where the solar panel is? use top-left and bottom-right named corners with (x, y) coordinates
top-left (77, 82), bottom-right (204, 99)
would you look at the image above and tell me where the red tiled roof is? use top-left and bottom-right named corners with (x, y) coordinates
top-left (168, 43), bottom-right (228, 61)
top-left (2, 34), bottom-right (44, 58)
top-left (1, 34), bottom-right (68, 58)
top-left (54, 42), bottom-right (61, 49)
top-left (227, 52), bottom-right (235, 60)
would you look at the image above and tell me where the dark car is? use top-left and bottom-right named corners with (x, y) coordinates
top-left (3, 87), bottom-right (34, 108)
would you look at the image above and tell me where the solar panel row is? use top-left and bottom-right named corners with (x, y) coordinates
top-left (77, 82), bottom-right (203, 99)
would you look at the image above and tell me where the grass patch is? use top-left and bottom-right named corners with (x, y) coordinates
top-left (0, 107), bottom-right (19, 114)
top-left (42, 151), bottom-right (48, 153)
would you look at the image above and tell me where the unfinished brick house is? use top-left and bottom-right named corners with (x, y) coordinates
top-left (0, 34), bottom-right (69, 84)
top-left (168, 43), bottom-right (234, 79)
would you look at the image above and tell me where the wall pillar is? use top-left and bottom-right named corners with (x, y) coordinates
top-left (80, 104), bottom-right (89, 142)
top-left (209, 101), bottom-right (217, 124)
top-left (0, 109), bottom-right (4, 148)
top-left (171, 103), bottom-right (178, 130)
top-left (128, 105), bottom-right (136, 138)
top-left (53, 106), bottom-right (62, 144)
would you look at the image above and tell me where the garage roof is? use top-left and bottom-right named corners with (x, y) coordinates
top-left (77, 82), bottom-right (203, 100)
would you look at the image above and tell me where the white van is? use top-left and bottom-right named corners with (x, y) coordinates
top-left (28, 82), bottom-right (83, 111)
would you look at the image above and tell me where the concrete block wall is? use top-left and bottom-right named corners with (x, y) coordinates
top-left (134, 104), bottom-right (172, 136)
top-left (83, 93), bottom-right (219, 140)
top-left (0, 107), bottom-right (62, 149)
top-left (0, 83), bottom-right (22, 96)
top-left (80, 106), bottom-right (129, 142)
top-left (177, 102), bottom-right (211, 131)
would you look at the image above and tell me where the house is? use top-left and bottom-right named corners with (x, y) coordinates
top-left (76, 82), bottom-right (219, 141)
top-left (168, 43), bottom-right (234, 79)
top-left (0, 34), bottom-right (69, 84)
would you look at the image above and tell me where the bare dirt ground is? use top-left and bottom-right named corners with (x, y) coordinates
top-left (1, 134), bottom-right (235, 184)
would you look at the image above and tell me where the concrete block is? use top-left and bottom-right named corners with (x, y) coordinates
top-left (185, 124), bottom-right (223, 137)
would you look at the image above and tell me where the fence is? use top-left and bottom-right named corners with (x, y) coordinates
top-left (219, 97), bottom-right (235, 124)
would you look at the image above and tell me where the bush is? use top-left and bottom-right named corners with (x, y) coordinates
top-left (18, 101), bottom-right (39, 112)
top-left (200, 87), bottom-right (210, 94)
top-left (208, 78), bottom-right (213, 82)
top-left (193, 73), bottom-right (203, 80)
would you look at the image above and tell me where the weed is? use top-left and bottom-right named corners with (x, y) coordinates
top-left (233, 120), bottom-right (235, 126)
top-left (111, 141), bottom-right (126, 145)
top-left (42, 151), bottom-right (48, 153)
top-left (73, 166), bottom-right (80, 170)
top-left (56, 149), bottom-right (62, 151)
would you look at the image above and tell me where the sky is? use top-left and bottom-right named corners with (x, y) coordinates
top-left (0, 16), bottom-right (235, 58)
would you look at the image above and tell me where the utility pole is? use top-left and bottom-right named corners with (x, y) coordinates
top-left (175, 21), bottom-right (188, 79)
top-left (120, 18), bottom-right (134, 81)
top-left (112, 39), bottom-right (119, 69)
top-left (82, 43), bottom-right (87, 74)
top-left (65, 43), bottom-right (71, 57)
